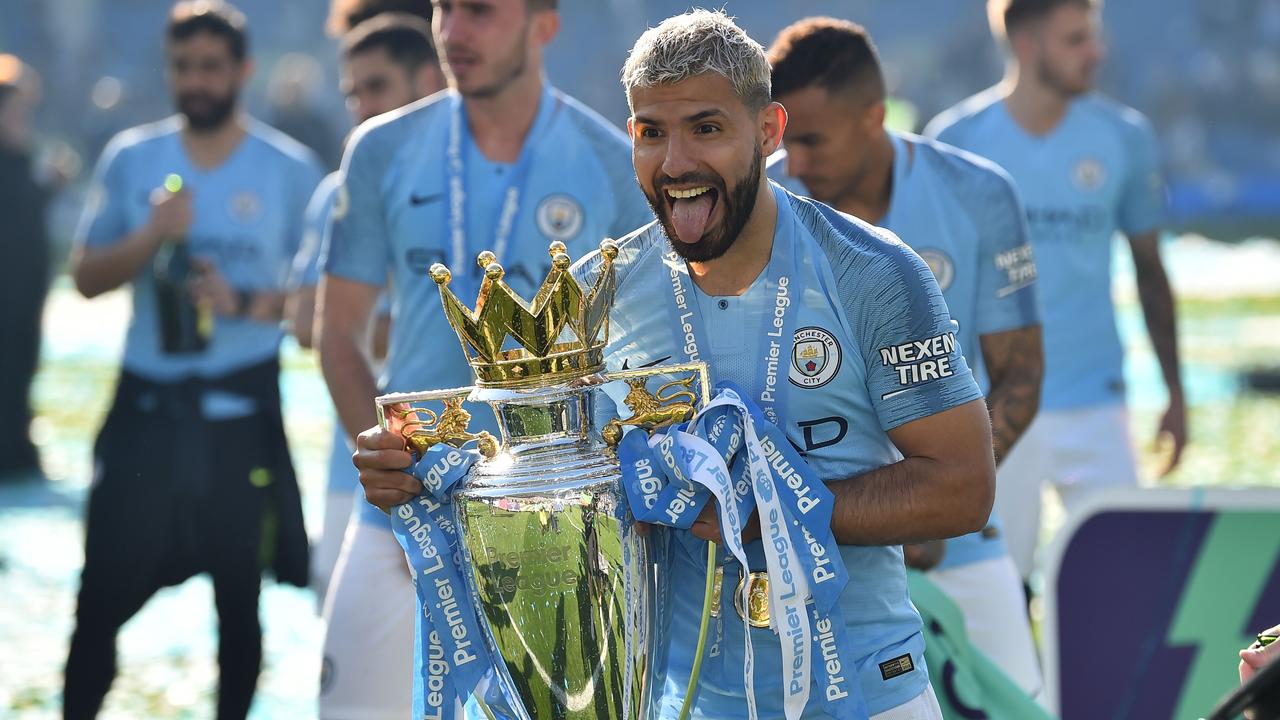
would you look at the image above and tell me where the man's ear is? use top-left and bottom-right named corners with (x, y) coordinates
top-left (531, 8), bottom-right (560, 46)
top-left (760, 101), bottom-right (787, 156)
top-left (862, 100), bottom-right (886, 135)
top-left (238, 59), bottom-right (255, 88)
top-left (1009, 26), bottom-right (1038, 67)
top-left (626, 116), bottom-right (635, 139)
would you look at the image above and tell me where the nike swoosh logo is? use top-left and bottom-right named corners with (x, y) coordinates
top-left (620, 355), bottom-right (673, 371)
top-left (881, 378), bottom-right (944, 401)
top-left (409, 192), bottom-right (443, 206)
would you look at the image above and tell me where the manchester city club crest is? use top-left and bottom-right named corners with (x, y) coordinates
top-left (789, 326), bottom-right (842, 388)
top-left (536, 194), bottom-right (584, 241)
top-left (1072, 157), bottom-right (1106, 191)
top-left (228, 190), bottom-right (262, 224)
top-left (918, 249), bottom-right (955, 291)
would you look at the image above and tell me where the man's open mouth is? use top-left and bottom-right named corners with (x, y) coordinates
top-left (665, 185), bottom-right (719, 245)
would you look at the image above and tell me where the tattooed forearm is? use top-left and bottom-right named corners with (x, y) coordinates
top-left (1129, 232), bottom-right (1183, 400)
top-left (979, 325), bottom-right (1043, 464)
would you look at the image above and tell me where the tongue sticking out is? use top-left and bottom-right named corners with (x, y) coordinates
top-left (670, 193), bottom-right (715, 245)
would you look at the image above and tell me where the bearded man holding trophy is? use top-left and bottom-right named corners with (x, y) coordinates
top-left (355, 10), bottom-right (996, 720)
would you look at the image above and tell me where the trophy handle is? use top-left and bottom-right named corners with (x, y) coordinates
top-left (375, 386), bottom-right (499, 459)
top-left (598, 361), bottom-right (712, 448)
top-left (595, 361), bottom-right (715, 720)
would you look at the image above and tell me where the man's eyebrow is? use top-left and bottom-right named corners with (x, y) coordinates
top-left (686, 108), bottom-right (726, 123)
top-left (632, 108), bottom-right (726, 127)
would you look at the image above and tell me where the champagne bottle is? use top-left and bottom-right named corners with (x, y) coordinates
top-left (153, 174), bottom-right (212, 354)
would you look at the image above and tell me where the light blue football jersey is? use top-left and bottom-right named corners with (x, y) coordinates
top-left (76, 116), bottom-right (323, 418)
top-left (878, 132), bottom-right (1039, 390)
top-left (926, 90), bottom-right (1165, 410)
top-left (289, 170), bottom-right (340, 290)
top-left (287, 173), bottom-right (363, 501)
top-left (771, 132), bottom-right (1039, 570)
top-left (326, 84), bottom-right (652, 524)
top-left (881, 132), bottom-right (1039, 570)
top-left (574, 182), bottom-right (984, 716)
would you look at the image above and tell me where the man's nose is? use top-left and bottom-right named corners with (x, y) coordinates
top-left (661, 133), bottom-right (698, 180)
top-left (438, 12), bottom-right (467, 48)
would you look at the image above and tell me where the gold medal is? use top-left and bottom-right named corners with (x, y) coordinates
top-left (734, 571), bottom-right (772, 629)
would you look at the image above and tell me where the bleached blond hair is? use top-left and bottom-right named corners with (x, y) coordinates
top-left (621, 9), bottom-right (771, 111)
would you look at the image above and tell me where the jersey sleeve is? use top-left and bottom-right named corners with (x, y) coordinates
top-left (280, 157), bottom-right (324, 288)
top-left (973, 166), bottom-right (1040, 336)
top-left (324, 128), bottom-right (393, 286)
top-left (74, 137), bottom-right (133, 250)
top-left (289, 176), bottom-right (338, 291)
top-left (1117, 113), bottom-right (1166, 235)
top-left (833, 227), bottom-right (984, 431)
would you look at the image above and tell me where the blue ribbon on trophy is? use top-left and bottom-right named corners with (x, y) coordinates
top-left (616, 382), bottom-right (868, 720)
top-left (389, 445), bottom-right (512, 720)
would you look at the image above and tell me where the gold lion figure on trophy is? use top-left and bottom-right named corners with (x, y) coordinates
top-left (602, 374), bottom-right (698, 447)
top-left (400, 397), bottom-right (499, 458)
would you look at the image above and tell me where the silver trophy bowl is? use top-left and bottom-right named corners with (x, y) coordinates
top-left (455, 380), bottom-right (673, 719)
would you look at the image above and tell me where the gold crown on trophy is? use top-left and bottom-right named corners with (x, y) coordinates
top-left (429, 239), bottom-right (619, 388)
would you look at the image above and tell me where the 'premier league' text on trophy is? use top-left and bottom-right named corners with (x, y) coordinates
top-left (375, 239), bottom-right (712, 720)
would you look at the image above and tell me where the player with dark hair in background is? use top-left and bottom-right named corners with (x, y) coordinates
top-left (927, 0), bottom-right (1185, 583)
top-left (767, 16), bottom-right (1045, 698)
top-left (316, 0), bottom-right (650, 715)
top-left (283, 11), bottom-right (448, 717)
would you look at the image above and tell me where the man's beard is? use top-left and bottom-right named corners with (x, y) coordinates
top-left (808, 152), bottom-right (870, 210)
top-left (1036, 56), bottom-right (1092, 99)
top-left (178, 91), bottom-right (237, 132)
top-left (451, 32), bottom-right (529, 99)
top-left (647, 150), bottom-right (763, 263)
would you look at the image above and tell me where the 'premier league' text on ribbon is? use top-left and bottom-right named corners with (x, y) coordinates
top-left (616, 385), bottom-right (868, 720)
top-left (390, 445), bottom-right (513, 719)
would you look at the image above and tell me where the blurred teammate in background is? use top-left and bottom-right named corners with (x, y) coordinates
top-left (284, 12), bottom-right (445, 716)
top-left (767, 17), bottom-right (1045, 697)
top-left (286, 9), bottom-right (442, 604)
top-left (64, 3), bottom-right (321, 717)
top-left (927, 0), bottom-right (1185, 581)
top-left (0, 56), bottom-right (53, 482)
top-left (316, 0), bottom-right (651, 715)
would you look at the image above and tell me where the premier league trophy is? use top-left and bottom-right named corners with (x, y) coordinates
top-left (375, 240), bottom-right (712, 719)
